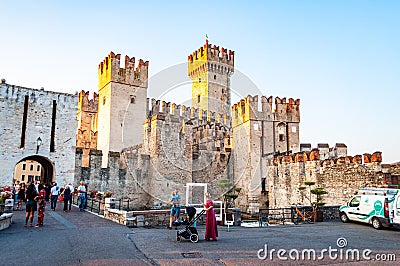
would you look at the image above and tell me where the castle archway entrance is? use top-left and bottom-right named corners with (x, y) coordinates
top-left (13, 155), bottom-right (55, 185)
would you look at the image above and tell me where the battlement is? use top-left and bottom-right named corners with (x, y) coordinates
top-left (78, 90), bottom-right (98, 113)
top-left (98, 51), bottom-right (149, 89)
top-left (268, 150), bottom-right (382, 166)
top-left (232, 95), bottom-right (300, 125)
top-left (0, 83), bottom-right (77, 105)
top-left (147, 98), bottom-right (231, 127)
top-left (188, 43), bottom-right (234, 78)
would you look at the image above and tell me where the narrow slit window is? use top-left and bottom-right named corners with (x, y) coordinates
top-left (20, 95), bottom-right (29, 148)
top-left (50, 100), bottom-right (56, 152)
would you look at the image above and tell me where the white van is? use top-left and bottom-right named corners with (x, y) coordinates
top-left (339, 188), bottom-right (400, 230)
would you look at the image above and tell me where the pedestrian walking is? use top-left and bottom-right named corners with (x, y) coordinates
top-left (50, 182), bottom-right (59, 211)
top-left (61, 184), bottom-right (71, 212)
top-left (77, 181), bottom-right (86, 211)
top-left (68, 183), bottom-right (74, 211)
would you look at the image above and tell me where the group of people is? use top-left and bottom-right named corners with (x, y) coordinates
top-left (168, 188), bottom-right (218, 241)
top-left (12, 180), bottom-right (88, 227)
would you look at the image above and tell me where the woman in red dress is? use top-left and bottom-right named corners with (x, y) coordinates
top-left (201, 192), bottom-right (218, 241)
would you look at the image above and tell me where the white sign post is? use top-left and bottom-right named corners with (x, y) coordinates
top-left (185, 183), bottom-right (207, 214)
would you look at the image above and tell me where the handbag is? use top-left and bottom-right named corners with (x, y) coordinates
top-left (58, 195), bottom-right (64, 201)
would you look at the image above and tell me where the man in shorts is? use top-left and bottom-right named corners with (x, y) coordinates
top-left (168, 188), bottom-right (181, 229)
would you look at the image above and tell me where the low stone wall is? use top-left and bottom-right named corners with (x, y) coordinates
top-left (0, 213), bottom-right (13, 230)
top-left (104, 208), bottom-right (186, 227)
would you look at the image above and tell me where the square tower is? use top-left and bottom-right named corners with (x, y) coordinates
top-left (188, 43), bottom-right (234, 117)
top-left (97, 52), bottom-right (149, 167)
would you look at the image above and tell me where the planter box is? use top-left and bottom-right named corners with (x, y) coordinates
top-left (0, 213), bottom-right (13, 230)
top-left (315, 210), bottom-right (324, 222)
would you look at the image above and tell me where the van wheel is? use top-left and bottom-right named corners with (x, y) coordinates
top-left (372, 217), bottom-right (382, 230)
top-left (340, 212), bottom-right (349, 223)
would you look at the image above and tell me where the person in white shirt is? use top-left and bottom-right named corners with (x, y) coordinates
top-left (34, 180), bottom-right (40, 192)
top-left (77, 181), bottom-right (86, 211)
top-left (50, 183), bottom-right (59, 211)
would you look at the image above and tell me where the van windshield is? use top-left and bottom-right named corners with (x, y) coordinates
top-left (349, 196), bottom-right (361, 207)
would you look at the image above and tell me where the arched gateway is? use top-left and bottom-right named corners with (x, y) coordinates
top-left (14, 155), bottom-right (55, 185)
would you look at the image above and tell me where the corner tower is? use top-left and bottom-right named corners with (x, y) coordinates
top-left (97, 52), bottom-right (149, 167)
top-left (188, 43), bottom-right (234, 117)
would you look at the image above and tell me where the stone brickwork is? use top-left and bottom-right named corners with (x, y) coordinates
top-left (76, 90), bottom-right (98, 166)
top-left (267, 148), bottom-right (400, 208)
top-left (0, 83), bottom-right (77, 187)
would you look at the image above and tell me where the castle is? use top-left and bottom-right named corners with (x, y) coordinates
top-left (1, 42), bottom-right (399, 212)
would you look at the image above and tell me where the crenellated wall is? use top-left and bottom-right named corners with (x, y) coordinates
top-left (98, 52), bottom-right (149, 90)
top-left (75, 146), bottom-right (153, 209)
top-left (147, 98), bottom-right (231, 128)
top-left (267, 149), bottom-right (400, 208)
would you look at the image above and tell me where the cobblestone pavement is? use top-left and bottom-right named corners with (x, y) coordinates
top-left (1, 205), bottom-right (400, 266)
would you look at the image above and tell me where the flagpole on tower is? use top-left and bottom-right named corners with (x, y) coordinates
top-left (206, 34), bottom-right (209, 44)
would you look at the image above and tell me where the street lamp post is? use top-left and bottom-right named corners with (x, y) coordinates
top-left (36, 137), bottom-right (42, 154)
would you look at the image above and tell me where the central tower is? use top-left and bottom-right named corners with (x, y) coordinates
top-left (188, 43), bottom-right (234, 117)
top-left (97, 52), bottom-right (149, 167)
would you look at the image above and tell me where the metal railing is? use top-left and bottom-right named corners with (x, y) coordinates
top-left (72, 195), bottom-right (133, 215)
top-left (258, 205), bottom-right (340, 226)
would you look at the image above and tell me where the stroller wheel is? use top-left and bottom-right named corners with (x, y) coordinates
top-left (190, 234), bottom-right (199, 243)
top-left (177, 235), bottom-right (181, 242)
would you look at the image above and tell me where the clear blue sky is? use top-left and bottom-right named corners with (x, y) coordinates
top-left (1, 1), bottom-right (399, 163)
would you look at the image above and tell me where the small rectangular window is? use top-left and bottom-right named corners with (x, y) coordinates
top-left (214, 75), bottom-right (216, 80)
top-left (37, 165), bottom-right (40, 171)
top-left (30, 165), bottom-right (34, 171)
top-left (35, 176), bottom-right (40, 181)
top-left (21, 175), bottom-right (25, 181)
top-left (197, 95), bottom-right (201, 103)
top-left (130, 96), bottom-right (135, 104)
top-left (22, 164), bottom-right (26, 170)
top-left (279, 134), bottom-right (285, 142)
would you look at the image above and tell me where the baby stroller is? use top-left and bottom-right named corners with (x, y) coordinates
top-left (176, 206), bottom-right (205, 243)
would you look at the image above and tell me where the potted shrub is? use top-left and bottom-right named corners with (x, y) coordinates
top-left (299, 182), bottom-right (327, 222)
top-left (310, 187), bottom-right (327, 222)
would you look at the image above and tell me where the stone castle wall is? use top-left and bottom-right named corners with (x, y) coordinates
top-left (267, 149), bottom-right (400, 208)
top-left (0, 83), bottom-right (77, 186)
